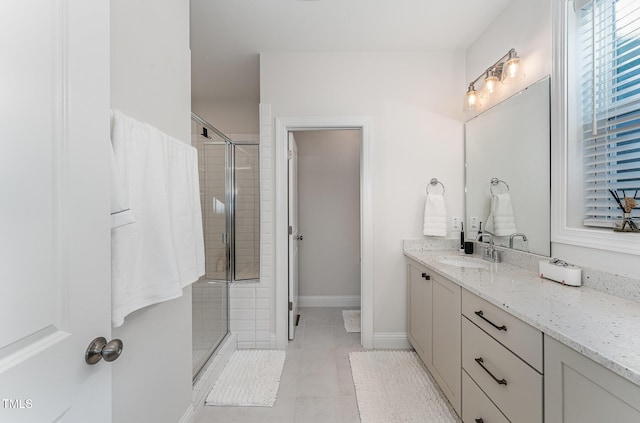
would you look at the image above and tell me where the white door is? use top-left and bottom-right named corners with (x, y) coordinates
top-left (0, 1), bottom-right (112, 422)
top-left (288, 133), bottom-right (300, 340)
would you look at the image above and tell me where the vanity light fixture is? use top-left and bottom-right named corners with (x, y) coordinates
top-left (464, 48), bottom-right (524, 111)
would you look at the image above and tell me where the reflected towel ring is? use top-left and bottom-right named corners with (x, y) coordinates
top-left (427, 178), bottom-right (445, 195)
top-left (490, 177), bottom-right (510, 194)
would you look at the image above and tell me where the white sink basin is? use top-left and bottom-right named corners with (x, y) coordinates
top-left (436, 255), bottom-right (488, 269)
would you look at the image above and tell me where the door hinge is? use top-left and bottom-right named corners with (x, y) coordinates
top-left (288, 301), bottom-right (293, 311)
top-left (288, 225), bottom-right (293, 235)
top-left (288, 149), bottom-right (293, 160)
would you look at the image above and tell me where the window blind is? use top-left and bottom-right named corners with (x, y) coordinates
top-left (579, 0), bottom-right (640, 227)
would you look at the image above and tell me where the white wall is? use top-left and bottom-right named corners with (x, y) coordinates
top-left (261, 51), bottom-right (465, 338)
top-left (110, 1), bottom-right (193, 422)
top-left (466, 0), bottom-right (639, 278)
top-left (192, 99), bottom-right (259, 134)
top-left (295, 130), bottom-right (361, 298)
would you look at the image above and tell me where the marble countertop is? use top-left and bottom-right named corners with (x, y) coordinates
top-left (404, 248), bottom-right (640, 386)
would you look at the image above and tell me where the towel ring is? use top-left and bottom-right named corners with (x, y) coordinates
top-left (427, 178), bottom-right (445, 195)
top-left (490, 177), bottom-right (510, 194)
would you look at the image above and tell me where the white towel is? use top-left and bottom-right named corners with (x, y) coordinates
top-left (485, 192), bottom-right (517, 236)
top-left (423, 193), bottom-right (448, 237)
top-left (110, 110), bottom-right (205, 327)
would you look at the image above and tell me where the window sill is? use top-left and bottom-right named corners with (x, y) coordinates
top-left (552, 224), bottom-right (640, 256)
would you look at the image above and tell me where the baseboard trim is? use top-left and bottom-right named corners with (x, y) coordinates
top-left (373, 332), bottom-right (412, 350)
top-left (298, 295), bottom-right (361, 307)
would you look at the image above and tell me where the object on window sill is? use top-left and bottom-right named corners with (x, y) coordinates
top-left (609, 190), bottom-right (639, 232)
top-left (613, 213), bottom-right (639, 233)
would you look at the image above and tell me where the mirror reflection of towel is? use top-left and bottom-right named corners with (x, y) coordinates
top-left (485, 193), bottom-right (517, 236)
top-left (423, 193), bottom-right (447, 237)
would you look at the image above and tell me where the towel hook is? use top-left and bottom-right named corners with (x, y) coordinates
top-left (427, 178), bottom-right (445, 195)
top-left (490, 177), bottom-right (510, 194)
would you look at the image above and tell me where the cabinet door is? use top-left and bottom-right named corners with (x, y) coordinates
top-left (407, 261), bottom-right (432, 366)
top-left (545, 335), bottom-right (640, 423)
top-left (432, 273), bottom-right (462, 415)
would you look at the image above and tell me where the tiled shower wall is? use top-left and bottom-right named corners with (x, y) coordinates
top-left (229, 283), bottom-right (271, 349)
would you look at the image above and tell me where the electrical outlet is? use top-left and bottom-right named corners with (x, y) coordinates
top-left (451, 217), bottom-right (462, 231)
top-left (469, 216), bottom-right (479, 231)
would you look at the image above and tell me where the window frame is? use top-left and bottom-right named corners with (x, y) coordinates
top-left (552, 0), bottom-right (640, 255)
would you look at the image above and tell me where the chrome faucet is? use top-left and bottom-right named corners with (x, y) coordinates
top-left (476, 233), bottom-right (501, 263)
top-left (509, 233), bottom-right (528, 248)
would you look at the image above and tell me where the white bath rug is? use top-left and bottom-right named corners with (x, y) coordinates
top-left (205, 349), bottom-right (286, 407)
top-left (349, 351), bottom-right (460, 423)
top-left (342, 309), bottom-right (361, 333)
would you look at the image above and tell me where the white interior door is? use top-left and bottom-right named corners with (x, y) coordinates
top-left (288, 133), bottom-right (299, 340)
top-left (0, 1), bottom-right (112, 421)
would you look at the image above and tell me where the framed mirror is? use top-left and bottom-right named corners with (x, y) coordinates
top-left (465, 77), bottom-right (551, 256)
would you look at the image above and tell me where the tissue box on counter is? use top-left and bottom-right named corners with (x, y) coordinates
top-left (539, 259), bottom-right (582, 287)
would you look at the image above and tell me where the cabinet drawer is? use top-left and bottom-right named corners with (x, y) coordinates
top-left (462, 289), bottom-right (543, 372)
top-left (462, 371), bottom-right (510, 423)
top-left (462, 318), bottom-right (542, 423)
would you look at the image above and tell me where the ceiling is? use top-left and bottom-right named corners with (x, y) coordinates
top-left (190, 0), bottom-right (512, 104)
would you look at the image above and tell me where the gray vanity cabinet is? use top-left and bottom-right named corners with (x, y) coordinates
top-left (545, 336), bottom-right (640, 423)
top-left (407, 259), bottom-right (432, 365)
top-left (407, 258), bottom-right (461, 415)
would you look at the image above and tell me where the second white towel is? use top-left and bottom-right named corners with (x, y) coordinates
top-left (485, 192), bottom-right (517, 236)
top-left (423, 193), bottom-right (448, 237)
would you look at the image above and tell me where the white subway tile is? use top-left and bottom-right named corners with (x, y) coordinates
top-left (229, 298), bottom-right (255, 310)
top-left (256, 299), bottom-right (269, 310)
top-left (236, 332), bottom-right (256, 342)
top-left (255, 331), bottom-right (270, 342)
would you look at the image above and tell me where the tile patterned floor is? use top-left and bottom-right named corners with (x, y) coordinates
top-left (195, 307), bottom-right (363, 423)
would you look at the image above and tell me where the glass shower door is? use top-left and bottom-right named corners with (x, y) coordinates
top-left (232, 144), bottom-right (260, 282)
top-left (192, 130), bottom-right (230, 380)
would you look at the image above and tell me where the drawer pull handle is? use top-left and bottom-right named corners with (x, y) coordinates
top-left (474, 310), bottom-right (507, 331)
top-left (475, 357), bottom-right (507, 386)
top-left (475, 419), bottom-right (484, 423)
top-left (421, 272), bottom-right (431, 280)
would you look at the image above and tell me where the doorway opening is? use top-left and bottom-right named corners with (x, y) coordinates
top-left (288, 129), bottom-right (362, 340)
top-left (275, 117), bottom-right (373, 349)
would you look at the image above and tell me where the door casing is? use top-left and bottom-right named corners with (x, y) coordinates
top-left (274, 116), bottom-right (373, 349)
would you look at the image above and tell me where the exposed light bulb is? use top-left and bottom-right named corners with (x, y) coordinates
top-left (464, 85), bottom-right (478, 111)
top-left (505, 57), bottom-right (520, 78)
top-left (501, 50), bottom-right (524, 84)
top-left (484, 71), bottom-right (499, 95)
